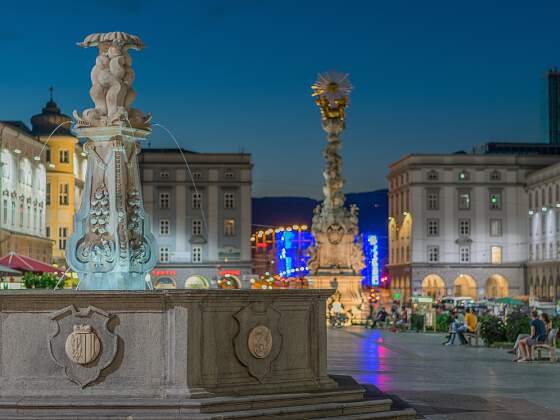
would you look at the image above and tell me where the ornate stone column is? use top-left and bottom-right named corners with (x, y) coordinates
top-left (308, 72), bottom-right (366, 324)
top-left (66, 32), bottom-right (157, 290)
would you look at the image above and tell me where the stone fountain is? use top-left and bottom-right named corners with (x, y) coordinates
top-left (0, 34), bottom-right (414, 419)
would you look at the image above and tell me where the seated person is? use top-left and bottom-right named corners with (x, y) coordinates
top-left (517, 310), bottom-right (547, 362)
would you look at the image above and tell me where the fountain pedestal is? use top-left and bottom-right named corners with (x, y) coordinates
top-left (66, 126), bottom-right (157, 290)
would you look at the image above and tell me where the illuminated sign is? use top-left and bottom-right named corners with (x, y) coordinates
top-left (152, 270), bottom-right (177, 276)
top-left (362, 233), bottom-right (380, 287)
top-left (219, 270), bottom-right (241, 277)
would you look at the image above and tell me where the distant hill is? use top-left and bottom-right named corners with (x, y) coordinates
top-left (252, 190), bottom-right (388, 234)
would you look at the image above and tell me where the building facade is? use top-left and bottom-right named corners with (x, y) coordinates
top-left (0, 122), bottom-right (51, 262)
top-left (139, 149), bottom-right (252, 288)
top-left (526, 163), bottom-right (560, 302)
top-left (30, 94), bottom-right (87, 267)
top-left (387, 154), bottom-right (560, 302)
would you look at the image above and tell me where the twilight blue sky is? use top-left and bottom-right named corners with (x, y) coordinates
top-left (1, 1), bottom-right (559, 198)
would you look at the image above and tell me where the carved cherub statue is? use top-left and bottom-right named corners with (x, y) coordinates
top-left (73, 32), bottom-right (151, 129)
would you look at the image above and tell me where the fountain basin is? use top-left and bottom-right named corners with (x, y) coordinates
top-left (0, 289), bottom-right (335, 400)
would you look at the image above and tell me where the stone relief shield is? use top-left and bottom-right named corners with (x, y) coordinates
top-left (48, 305), bottom-right (119, 388)
top-left (233, 303), bottom-right (282, 383)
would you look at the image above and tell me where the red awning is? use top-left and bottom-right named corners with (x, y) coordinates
top-left (0, 253), bottom-right (63, 273)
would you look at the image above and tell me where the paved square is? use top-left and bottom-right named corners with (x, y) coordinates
top-left (327, 327), bottom-right (560, 419)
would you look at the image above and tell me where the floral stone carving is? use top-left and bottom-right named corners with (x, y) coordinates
top-left (233, 303), bottom-right (282, 383)
top-left (48, 305), bottom-right (119, 388)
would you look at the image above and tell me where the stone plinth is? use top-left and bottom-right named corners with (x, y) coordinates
top-left (311, 274), bottom-right (368, 324)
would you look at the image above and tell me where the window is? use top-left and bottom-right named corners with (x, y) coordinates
top-left (192, 192), bottom-right (202, 209)
top-left (27, 205), bottom-right (31, 228)
top-left (556, 211), bottom-right (560, 233)
top-left (224, 169), bottom-right (234, 179)
top-left (556, 184), bottom-right (560, 203)
top-left (159, 192), bottom-right (170, 209)
top-left (427, 170), bottom-right (439, 181)
top-left (427, 190), bottom-right (439, 210)
top-left (458, 191), bottom-right (470, 210)
top-left (19, 203), bottom-right (23, 227)
top-left (159, 170), bottom-right (169, 178)
top-left (459, 246), bottom-right (470, 263)
top-left (159, 219), bottom-right (170, 235)
top-left (45, 149), bottom-right (51, 163)
top-left (59, 150), bottom-right (69, 164)
top-left (11, 202), bottom-right (15, 226)
top-left (529, 244), bottom-right (533, 260)
top-left (46, 226), bottom-right (50, 238)
top-left (224, 219), bottom-right (236, 236)
top-left (427, 219), bottom-right (439, 236)
top-left (58, 227), bottom-right (68, 250)
top-left (192, 246), bottom-right (202, 263)
top-left (46, 183), bottom-right (51, 206)
top-left (491, 246), bottom-right (502, 264)
top-left (59, 184), bottom-right (69, 206)
top-left (192, 219), bottom-right (203, 236)
top-left (427, 246), bottom-right (439, 262)
top-left (224, 192), bottom-right (235, 209)
top-left (490, 219), bottom-right (502, 236)
top-left (2, 200), bottom-right (6, 224)
top-left (459, 219), bottom-right (471, 236)
top-left (549, 186), bottom-right (553, 206)
top-left (557, 241), bottom-right (560, 258)
top-left (489, 191), bottom-right (502, 210)
top-left (542, 214), bottom-right (546, 236)
top-left (406, 246), bottom-right (410, 261)
top-left (490, 170), bottom-right (501, 181)
top-left (458, 171), bottom-right (470, 181)
top-left (192, 171), bottom-right (202, 181)
top-left (159, 247), bottom-right (170, 263)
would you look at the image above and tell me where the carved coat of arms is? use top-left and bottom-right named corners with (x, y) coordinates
top-left (233, 303), bottom-right (282, 383)
top-left (48, 305), bottom-right (119, 388)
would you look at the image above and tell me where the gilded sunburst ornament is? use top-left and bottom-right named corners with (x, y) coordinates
top-left (311, 71), bottom-right (352, 106)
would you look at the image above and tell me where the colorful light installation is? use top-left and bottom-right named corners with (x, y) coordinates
top-left (275, 229), bottom-right (313, 278)
top-left (362, 233), bottom-right (380, 286)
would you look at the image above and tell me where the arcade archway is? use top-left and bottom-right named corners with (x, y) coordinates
top-left (185, 275), bottom-right (210, 289)
top-left (485, 274), bottom-right (508, 298)
top-left (154, 277), bottom-right (176, 289)
top-left (454, 274), bottom-right (477, 299)
top-left (421, 274), bottom-right (446, 299)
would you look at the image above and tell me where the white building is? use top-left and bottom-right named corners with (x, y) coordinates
top-left (139, 149), bottom-right (252, 288)
top-left (0, 121), bottom-right (51, 262)
top-left (526, 163), bottom-right (560, 301)
top-left (387, 153), bottom-right (560, 302)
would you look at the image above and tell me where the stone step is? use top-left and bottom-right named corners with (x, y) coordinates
top-left (316, 408), bottom-right (418, 420)
top-left (196, 398), bottom-right (395, 419)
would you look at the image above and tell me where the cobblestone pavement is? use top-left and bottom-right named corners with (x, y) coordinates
top-left (327, 327), bottom-right (560, 419)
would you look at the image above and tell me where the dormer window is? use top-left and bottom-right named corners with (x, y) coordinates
top-left (458, 171), bottom-right (470, 181)
top-left (427, 170), bottom-right (439, 181)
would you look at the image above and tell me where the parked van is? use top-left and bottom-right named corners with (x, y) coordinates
top-left (441, 296), bottom-right (475, 310)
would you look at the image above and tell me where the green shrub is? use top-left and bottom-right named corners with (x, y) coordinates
top-left (23, 272), bottom-right (61, 289)
top-left (504, 311), bottom-right (530, 342)
top-left (479, 315), bottom-right (507, 345)
top-left (436, 313), bottom-right (453, 332)
top-left (410, 314), bottom-right (424, 331)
